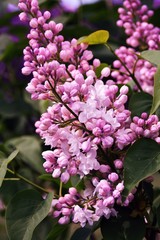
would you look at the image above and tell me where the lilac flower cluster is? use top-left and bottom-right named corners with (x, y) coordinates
top-left (35, 81), bottom-right (133, 181)
top-left (130, 113), bottom-right (160, 143)
top-left (117, 0), bottom-right (160, 49)
top-left (112, 0), bottom-right (160, 93)
top-left (18, 0), bottom-right (160, 227)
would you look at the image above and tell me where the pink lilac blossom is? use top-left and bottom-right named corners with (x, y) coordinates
top-left (117, 0), bottom-right (160, 49)
top-left (112, 0), bottom-right (160, 93)
top-left (18, 0), bottom-right (160, 227)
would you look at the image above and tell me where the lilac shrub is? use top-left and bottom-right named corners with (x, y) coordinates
top-left (18, 0), bottom-right (160, 232)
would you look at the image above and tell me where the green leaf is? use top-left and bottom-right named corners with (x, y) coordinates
top-left (38, 174), bottom-right (55, 182)
top-left (128, 92), bottom-right (153, 117)
top-left (123, 138), bottom-right (160, 197)
top-left (77, 30), bottom-right (109, 45)
top-left (0, 39), bottom-right (28, 62)
top-left (0, 151), bottom-right (6, 165)
top-left (101, 217), bottom-right (125, 240)
top-left (39, 174), bottom-right (72, 190)
top-left (0, 99), bottom-right (32, 118)
top-left (124, 217), bottom-right (146, 240)
top-left (6, 136), bottom-right (44, 173)
top-left (141, 0), bottom-right (153, 8)
top-left (150, 66), bottom-right (160, 114)
top-left (46, 222), bottom-right (69, 240)
top-left (70, 227), bottom-right (92, 240)
top-left (156, 205), bottom-right (160, 227)
top-left (0, 150), bottom-right (19, 187)
top-left (139, 51), bottom-right (160, 115)
top-left (101, 216), bottom-right (145, 240)
top-left (70, 175), bottom-right (84, 191)
top-left (140, 50), bottom-right (160, 66)
top-left (153, 187), bottom-right (160, 208)
top-left (39, 100), bottom-right (52, 113)
top-left (6, 189), bottom-right (53, 240)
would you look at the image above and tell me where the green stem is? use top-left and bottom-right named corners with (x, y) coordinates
top-left (105, 43), bottom-right (143, 91)
top-left (7, 168), bottom-right (51, 194)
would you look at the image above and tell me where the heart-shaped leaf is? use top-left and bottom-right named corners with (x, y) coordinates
top-left (6, 189), bottom-right (53, 240)
top-left (123, 138), bottom-right (160, 197)
top-left (128, 92), bottom-right (153, 117)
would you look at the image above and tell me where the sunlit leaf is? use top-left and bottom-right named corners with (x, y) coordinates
top-left (123, 138), bottom-right (160, 197)
top-left (6, 189), bottom-right (53, 240)
top-left (77, 30), bottom-right (109, 45)
top-left (0, 149), bottom-right (19, 187)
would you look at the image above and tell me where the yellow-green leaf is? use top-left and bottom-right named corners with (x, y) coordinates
top-left (77, 30), bottom-right (109, 45)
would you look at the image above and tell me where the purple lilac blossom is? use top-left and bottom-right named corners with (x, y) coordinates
top-left (60, 0), bottom-right (100, 12)
top-left (18, 0), bottom-right (160, 227)
top-left (111, 0), bottom-right (160, 93)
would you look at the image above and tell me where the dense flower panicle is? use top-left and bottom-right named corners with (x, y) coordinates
top-left (19, 0), bottom-right (97, 101)
top-left (111, 46), bottom-right (157, 93)
top-left (117, 0), bottom-right (160, 49)
top-left (19, 0), bottom-right (160, 227)
top-left (51, 177), bottom-right (136, 227)
top-left (52, 177), bottom-right (124, 227)
top-left (35, 81), bottom-right (134, 181)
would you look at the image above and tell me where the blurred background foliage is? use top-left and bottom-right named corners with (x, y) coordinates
top-left (0, 0), bottom-right (160, 239)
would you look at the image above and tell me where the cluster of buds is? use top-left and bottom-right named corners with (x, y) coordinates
top-left (117, 0), bottom-right (160, 49)
top-left (111, 46), bottom-right (157, 93)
